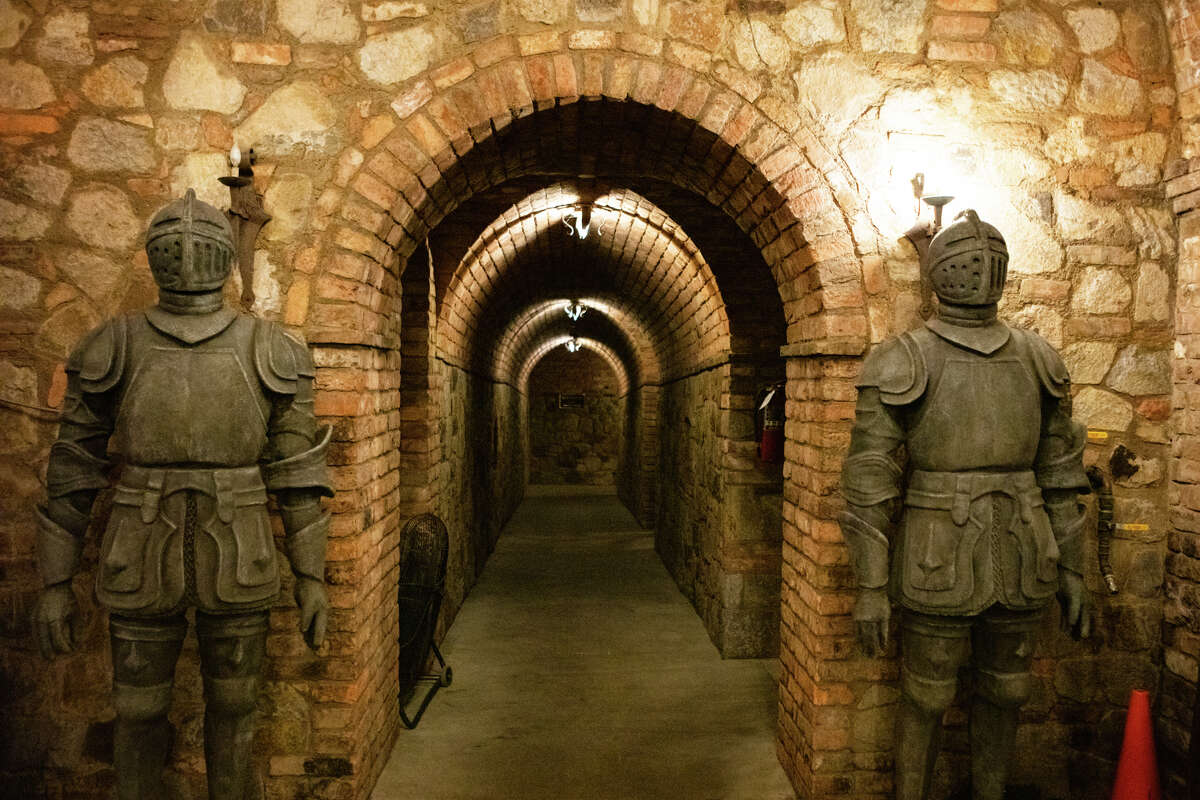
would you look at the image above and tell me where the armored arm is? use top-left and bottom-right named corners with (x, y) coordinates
top-left (1026, 330), bottom-right (1091, 637)
top-left (840, 336), bottom-right (919, 655)
top-left (1026, 331), bottom-right (1090, 576)
top-left (257, 321), bottom-right (333, 648)
top-left (35, 319), bottom-right (123, 657)
top-left (840, 335), bottom-right (919, 590)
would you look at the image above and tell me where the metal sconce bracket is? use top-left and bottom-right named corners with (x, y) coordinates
top-left (219, 145), bottom-right (271, 306)
top-left (902, 173), bottom-right (954, 318)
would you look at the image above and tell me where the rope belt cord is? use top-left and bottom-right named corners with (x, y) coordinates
top-left (184, 492), bottom-right (198, 606)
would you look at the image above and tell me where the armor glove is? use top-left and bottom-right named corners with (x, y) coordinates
top-left (1057, 567), bottom-right (1092, 640)
top-left (854, 587), bottom-right (890, 657)
top-left (295, 576), bottom-right (329, 651)
top-left (33, 582), bottom-right (78, 660)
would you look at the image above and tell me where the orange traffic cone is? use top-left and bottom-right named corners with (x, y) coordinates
top-left (1111, 688), bottom-right (1161, 800)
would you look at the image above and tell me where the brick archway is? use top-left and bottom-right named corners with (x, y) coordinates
top-left (305, 39), bottom-right (874, 800)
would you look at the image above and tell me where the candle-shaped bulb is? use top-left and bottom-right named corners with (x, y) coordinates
top-left (229, 143), bottom-right (241, 170)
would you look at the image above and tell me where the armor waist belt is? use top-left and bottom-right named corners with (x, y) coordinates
top-left (905, 470), bottom-right (1040, 527)
top-left (115, 465), bottom-right (267, 524)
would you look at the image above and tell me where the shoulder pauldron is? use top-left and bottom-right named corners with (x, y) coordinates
top-left (66, 316), bottom-right (128, 394)
top-left (856, 331), bottom-right (928, 405)
top-left (1017, 328), bottom-right (1070, 399)
top-left (253, 319), bottom-right (315, 395)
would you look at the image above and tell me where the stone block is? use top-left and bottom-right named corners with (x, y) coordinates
top-left (988, 70), bottom-right (1067, 112)
top-left (1134, 263), bottom-right (1169, 323)
top-left (1076, 59), bottom-right (1143, 117)
top-left (231, 42), bottom-right (292, 65)
top-left (1073, 387), bottom-right (1132, 431)
top-left (0, 0), bottom-right (31, 48)
top-left (0, 60), bottom-right (54, 110)
top-left (237, 81), bottom-right (339, 155)
top-left (359, 26), bottom-right (436, 86)
top-left (1071, 268), bottom-right (1130, 315)
top-left (362, 1), bottom-right (430, 21)
top-left (81, 54), bottom-right (148, 107)
top-left (1061, 342), bottom-right (1117, 385)
top-left (37, 9), bottom-right (93, 65)
top-left (928, 39), bottom-right (996, 62)
top-left (162, 34), bottom-right (247, 113)
top-left (277, 0), bottom-right (360, 43)
top-left (782, 1), bottom-right (845, 49)
top-left (0, 197), bottom-right (50, 241)
top-left (931, 14), bottom-right (989, 39)
top-left (1066, 7), bottom-right (1120, 54)
top-left (993, 9), bottom-right (1064, 66)
top-left (854, 0), bottom-right (926, 54)
top-left (204, 0), bottom-right (268, 33)
top-left (51, 248), bottom-right (128, 306)
top-left (1105, 345), bottom-right (1171, 396)
top-left (66, 185), bottom-right (140, 250)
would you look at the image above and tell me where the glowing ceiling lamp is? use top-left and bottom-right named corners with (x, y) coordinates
top-left (564, 300), bottom-right (587, 322)
top-left (565, 338), bottom-right (582, 353)
top-left (562, 205), bottom-right (592, 239)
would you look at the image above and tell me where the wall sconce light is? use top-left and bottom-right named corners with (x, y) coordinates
top-left (562, 205), bottom-right (592, 240)
top-left (219, 142), bottom-right (270, 306)
top-left (563, 300), bottom-right (587, 322)
top-left (565, 338), bottom-right (582, 353)
top-left (902, 172), bottom-right (954, 265)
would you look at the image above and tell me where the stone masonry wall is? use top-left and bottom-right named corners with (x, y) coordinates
top-left (433, 362), bottom-right (525, 634)
top-left (528, 347), bottom-right (622, 486)
top-left (0, 0), bottom-right (1190, 798)
top-left (656, 358), bottom-right (784, 659)
top-left (617, 384), bottom-right (659, 527)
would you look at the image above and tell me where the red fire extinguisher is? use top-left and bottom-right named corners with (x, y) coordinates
top-left (757, 382), bottom-right (785, 464)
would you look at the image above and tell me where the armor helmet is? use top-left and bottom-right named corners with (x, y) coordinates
top-left (926, 209), bottom-right (1008, 306)
top-left (145, 189), bottom-right (234, 293)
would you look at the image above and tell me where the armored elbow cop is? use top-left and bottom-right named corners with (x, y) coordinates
top-left (263, 427), bottom-right (334, 582)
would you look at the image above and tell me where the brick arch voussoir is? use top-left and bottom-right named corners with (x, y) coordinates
top-left (305, 37), bottom-right (869, 354)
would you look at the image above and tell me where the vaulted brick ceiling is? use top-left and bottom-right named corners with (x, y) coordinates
top-left (409, 100), bottom-right (790, 395)
top-left (493, 297), bottom-right (655, 389)
top-left (519, 336), bottom-right (630, 396)
top-left (437, 185), bottom-right (734, 388)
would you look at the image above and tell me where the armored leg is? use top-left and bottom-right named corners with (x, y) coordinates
top-left (896, 612), bottom-right (972, 800)
top-left (110, 614), bottom-right (187, 800)
top-left (968, 608), bottom-right (1041, 800)
top-left (197, 611), bottom-right (269, 800)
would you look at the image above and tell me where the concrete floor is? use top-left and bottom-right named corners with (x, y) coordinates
top-left (371, 486), bottom-right (796, 800)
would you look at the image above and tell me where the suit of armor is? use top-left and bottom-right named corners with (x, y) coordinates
top-left (840, 210), bottom-right (1091, 800)
top-left (33, 190), bottom-right (332, 800)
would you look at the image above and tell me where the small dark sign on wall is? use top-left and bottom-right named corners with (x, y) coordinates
top-left (558, 393), bottom-right (586, 409)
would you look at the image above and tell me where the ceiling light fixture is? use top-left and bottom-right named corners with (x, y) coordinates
top-left (562, 205), bottom-right (592, 240)
top-left (564, 301), bottom-right (587, 322)
top-left (565, 338), bottom-right (582, 353)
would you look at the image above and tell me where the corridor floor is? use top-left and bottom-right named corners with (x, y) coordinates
top-left (371, 486), bottom-right (796, 800)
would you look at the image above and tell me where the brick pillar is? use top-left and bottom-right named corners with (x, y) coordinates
top-left (398, 242), bottom-right (441, 519)
top-left (1164, 164), bottom-right (1200, 796)
top-left (777, 353), bottom-right (896, 800)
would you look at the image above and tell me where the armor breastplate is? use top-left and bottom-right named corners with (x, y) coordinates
top-left (907, 342), bottom-right (1041, 472)
top-left (113, 314), bottom-right (270, 466)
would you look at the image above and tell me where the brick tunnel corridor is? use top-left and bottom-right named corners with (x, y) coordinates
top-left (371, 486), bottom-right (795, 800)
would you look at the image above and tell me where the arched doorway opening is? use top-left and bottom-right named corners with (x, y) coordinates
top-left (310, 73), bottom-right (871, 795)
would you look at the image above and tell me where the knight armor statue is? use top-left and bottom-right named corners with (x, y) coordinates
top-left (32, 189), bottom-right (332, 800)
top-left (840, 210), bottom-right (1092, 800)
